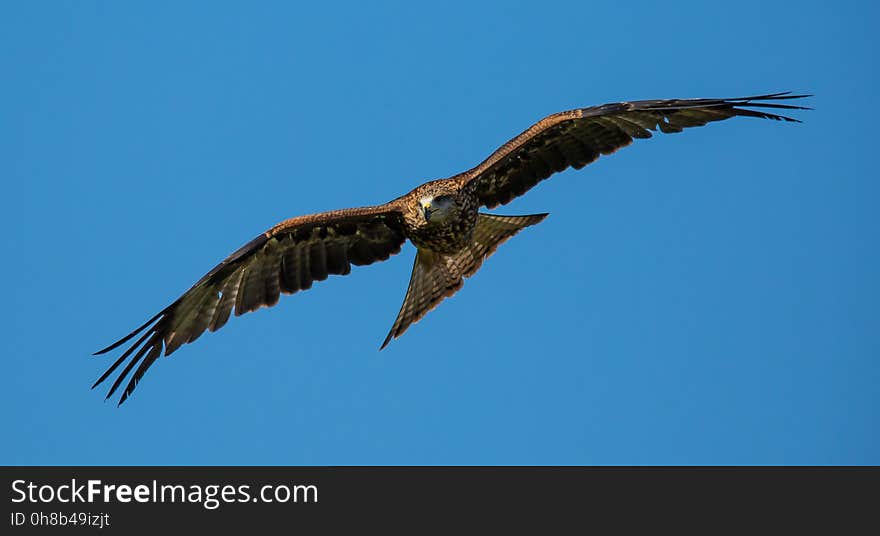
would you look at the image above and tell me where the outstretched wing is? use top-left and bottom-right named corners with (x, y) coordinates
top-left (93, 205), bottom-right (406, 405)
top-left (461, 92), bottom-right (810, 208)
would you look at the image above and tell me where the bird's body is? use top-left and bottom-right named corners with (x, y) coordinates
top-left (399, 179), bottom-right (480, 253)
top-left (94, 92), bottom-right (810, 404)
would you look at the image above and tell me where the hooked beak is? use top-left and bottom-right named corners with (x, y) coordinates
top-left (423, 203), bottom-right (434, 222)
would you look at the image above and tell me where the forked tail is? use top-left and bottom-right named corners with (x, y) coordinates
top-left (381, 212), bottom-right (548, 348)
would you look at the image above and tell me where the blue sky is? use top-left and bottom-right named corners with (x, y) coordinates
top-left (2, 1), bottom-right (876, 465)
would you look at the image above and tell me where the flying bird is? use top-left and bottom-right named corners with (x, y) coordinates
top-left (94, 92), bottom-right (810, 404)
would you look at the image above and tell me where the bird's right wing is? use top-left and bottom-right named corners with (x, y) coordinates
top-left (93, 205), bottom-right (406, 405)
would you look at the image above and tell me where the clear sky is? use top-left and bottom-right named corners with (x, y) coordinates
top-left (2, 1), bottom-right (876, 465)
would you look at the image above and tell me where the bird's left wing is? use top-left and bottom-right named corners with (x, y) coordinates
top-left (459, 92), bottom-right (810, 208)
top-left (93, 205), bottom-right (405, 405)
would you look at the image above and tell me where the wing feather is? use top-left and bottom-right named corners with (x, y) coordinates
top-left (186, 291), bottom-right (220, 344)
top-left (209, 269), bottom-right (243, 332)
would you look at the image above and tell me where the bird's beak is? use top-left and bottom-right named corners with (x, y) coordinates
top-left (423, 203), bottom-right (433, 222)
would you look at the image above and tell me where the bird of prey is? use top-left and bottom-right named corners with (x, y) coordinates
top-left (94, 92), bottom-right (809, 404)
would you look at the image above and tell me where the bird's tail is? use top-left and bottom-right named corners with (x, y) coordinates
top-left (381, 212), bottom-right (548, 349)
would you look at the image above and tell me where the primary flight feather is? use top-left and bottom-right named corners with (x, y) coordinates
top-left (94, 92), bottom-right (810, 405)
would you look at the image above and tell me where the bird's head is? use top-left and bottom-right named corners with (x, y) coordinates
top-left (420, 194), bottom-right (457, 225)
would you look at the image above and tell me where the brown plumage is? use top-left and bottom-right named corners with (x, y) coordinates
top-left (94, 92), bottom-right (809, 404)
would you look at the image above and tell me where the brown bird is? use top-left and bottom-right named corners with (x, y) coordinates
top-left (94, 92), bottom-right (809, 404)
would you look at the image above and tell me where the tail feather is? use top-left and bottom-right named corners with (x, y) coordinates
top-left (381, 212), bottom-right (548, 348)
